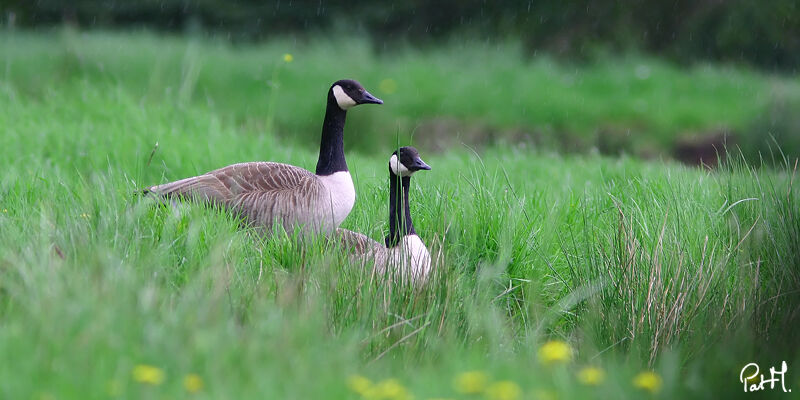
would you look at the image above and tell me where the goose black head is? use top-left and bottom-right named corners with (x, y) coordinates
top-left (389, 146), bottom-right (431, 177)
top-left (329, 79), bottom-right (383, 110)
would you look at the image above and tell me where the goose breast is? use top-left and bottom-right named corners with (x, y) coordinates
top-left (386, 235), bottom-right (431, 282)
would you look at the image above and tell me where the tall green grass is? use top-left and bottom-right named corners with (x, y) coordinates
top-left (0, 31), bottom-right (798, 399)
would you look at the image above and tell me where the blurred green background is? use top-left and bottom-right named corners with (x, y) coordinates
top-left (2, 0), bottom-right (799, 164)
top-left (6, 0), bottom-right (800, 70)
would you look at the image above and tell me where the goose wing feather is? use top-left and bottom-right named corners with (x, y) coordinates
top-left (147, 162), bottom-right (327, 232)
top-left (335, 228), bottom-right (384, 255)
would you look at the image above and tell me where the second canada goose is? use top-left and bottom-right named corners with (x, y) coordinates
top-left (337, 146), bottom-right (432, 282)
top-left (145, 79), bottom-right (382, 236)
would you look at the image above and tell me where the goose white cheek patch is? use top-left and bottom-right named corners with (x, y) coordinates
top-left (332, 85), bottom-right (357, 110)
top-left (389, 154), bottom-right (411, 177)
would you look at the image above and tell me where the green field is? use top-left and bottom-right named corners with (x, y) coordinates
top-left (1, 32), bottom-right (799, 399)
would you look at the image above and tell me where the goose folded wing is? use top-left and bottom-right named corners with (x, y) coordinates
top-left (148, 162), bottom-right (315, 200)
top-left (148, 162), bottom-right (339, 233)
top-left (334, 228), bottom-right (384, 255)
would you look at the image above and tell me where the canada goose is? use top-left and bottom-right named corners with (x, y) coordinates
top-left (145, 79), bottom-right (382, 236)
top-left (337, 146), bottom-right (432, 282)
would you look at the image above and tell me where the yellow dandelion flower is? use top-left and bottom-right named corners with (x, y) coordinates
top-left (632, 371), bottom-right (662, 394)
top-left (370, 378), bottom-right (411, 400)
top-left (453, 370), bottom-right (488, 394)
top-left (577, 366), bottom-right (605, 386)
top-left (537, 340), bottom-right (572, 365)
top-left (183, 373), bottom-right (204, 393)
top-left (485, 381), bottom-right (522, 400)
top-left (283, 53), bottom-right (294, 63)
top-left (379, 78), bottom-right (397, 95)
top-left (132, 364), bottom-right (165, 385)
top-left (347, 374), bottom-right (373, 396)
top-left (2, 209), bottom-right (7, 213)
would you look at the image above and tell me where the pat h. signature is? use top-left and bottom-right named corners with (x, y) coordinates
top-left (740, 361), bottom-right (791, 393)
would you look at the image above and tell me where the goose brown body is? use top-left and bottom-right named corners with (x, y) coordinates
top-left (147, 162), bottom-right (353, 235)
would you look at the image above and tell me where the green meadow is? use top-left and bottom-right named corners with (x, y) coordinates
top-left (0, 31), bottom-right (798, 399)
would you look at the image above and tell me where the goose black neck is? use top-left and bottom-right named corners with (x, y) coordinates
top-left (385, 172), bottom-right (415, 247)
top-left (315, 96), bottom-right (348, 175)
